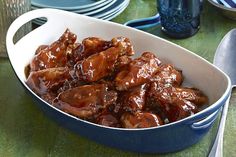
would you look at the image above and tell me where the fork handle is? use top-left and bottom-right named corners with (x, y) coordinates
top-left (208, 95), bottom-right (231, 157)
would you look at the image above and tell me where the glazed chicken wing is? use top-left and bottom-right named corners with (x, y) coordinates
top-left (111, 37), bottom-right (135, 56)
top-left (115, 52), bottom-right (161, 91)
top-left (96, 109), bottom-right (121, 127)
top-left (75, 47), bottom-right (120, 82)
top-left (174, 87), bottom-right (208, 106)
top-left (151, 64), bottom-right (183, 87)
top-left (121, 112), bottom-right (163, 128)
top-left (164, 98), bottom-right (198, 122)
top-left (74, 36), bottom-right (134, 61)
top-left (74, 38), bottom-right (134, 82)
top-left (53, 84), bottom-right (117, 118)
top-left (35, 45), bottom-right (48, 55)
top-left (95, 55), bottom-right (133, 89)
top-left (71, 37), bottom-right (112, 63)
top-left (119, 84), bottom-right (148, 113)
top-left (30, 29), bottom-right (77, 71)
top-left (26, 67), bottom-right (71, 95)
top-left (115, 55), bottom-right (132, 72)
top-left (147, 82), bottom-right (207, 122)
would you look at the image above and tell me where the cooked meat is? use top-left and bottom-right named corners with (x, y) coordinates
top-left (115, 52), bottom-right (161, 91)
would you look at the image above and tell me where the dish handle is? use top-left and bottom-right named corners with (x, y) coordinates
top-left (190, 109), bottom-right (220, 130)
top-left (6, 9), bottom-right (65, 54)
top-left (187, 90), bottom-right (230, 131)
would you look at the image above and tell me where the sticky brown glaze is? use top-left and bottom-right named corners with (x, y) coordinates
top-left (174, 87), bottom-right (208, 106)
top-left (151, 64), bottom-right (183, 87)
top-left (74, 47), bottom-right (120, 82)
top-left (25, 29), bottom-right (209, 128)
top-left (53, 84), bottom-right (117, 118)
top-left (26, 67), bottom-right (71, 95)
top-left (121, 112), bottom-right (163, 128)
top-left (74, 38), bottom-right (134, 82)
top-left (71, 37), bottom-right (112, 63)
top-left (115, 52), bottom-right (161, 91)
top-left (147, 83), bottom-right (207, 122)
top-left (119, 84), bottom-right (148, 113)
top-left (164, 98), bottom-right (198, 122)
top-left (35, 45), bottom-right (48, 55)
top-left (115, 55), bottom-right (133, 73)
top-left (30, 29), bottom-right (77, 71)
top-left (111, 37), bottom-right (135, 56)
top-left (96, 109), bottom-right (121, 127)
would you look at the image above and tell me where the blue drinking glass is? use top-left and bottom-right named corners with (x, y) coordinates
top-left (158, 0), bottom-right (202, 38)
top-left (124, 0), bottom-right (202, 38)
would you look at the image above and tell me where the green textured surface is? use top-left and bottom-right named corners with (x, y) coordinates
top-left (0, 0), bottom-right (236, 156)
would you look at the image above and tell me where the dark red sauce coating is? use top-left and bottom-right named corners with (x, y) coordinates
top-left (25, 29), bottom-right (208, 128)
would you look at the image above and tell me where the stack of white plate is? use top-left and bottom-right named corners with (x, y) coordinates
top-left (31, 0), bottom-right (130, 25)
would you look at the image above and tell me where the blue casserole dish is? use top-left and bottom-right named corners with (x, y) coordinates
top-left (6, 9), bottom-right (231, 153)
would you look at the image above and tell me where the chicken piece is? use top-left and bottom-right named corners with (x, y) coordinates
top-left (74, 38), bottom-right (134, 82)
top-left (94, 55), bottom-right (133, 90)
top-left (115, 55), bottom-right (132, 72)
top-left (151, 64), bottom-right (183, 87)
top-left (72, 36), bottom-right (134, 63)
top-left (53, 84), bottom-right (118, 118)
top-left (75, 47), bottom-right (119, 82)
top-left (95, 78), bottom-right (116, 90)
top-left (148, 83), bottom-right (207, 106)
top-left (120, 84), bottom-right (147, 113)
top-left (26, 67), bottom-right (71, 95)
top-left (30, 29), bottom-right (77, 71)
top-left (96, 109), bottom-right (121, 127)
top-left (95, 57), bottom-right (138, 92)
top-left (147, 82), bottom-right (207, 122)
top-left (57, 78), bottom-right (85, 94)
top-left (35, 45), bottom-right (48, 55)
top-left (174, 87), bottom-right (208, 106)
top-left (115, 52), bottom-right (161, 91)
top-left (164, 98), bottom-right (198, 122)
top-left (147, 83), bottom-right (173, 109)
top-left (75, 37), bottom-right (112, 61)
top-left (121, 112), bottom-right (163, 128)
top-left (41, 92), bottom-right (57, 104)
top-left (65, 43), bottom-right (83, 67)
top-left (111, 37), bottom-right (135, 56)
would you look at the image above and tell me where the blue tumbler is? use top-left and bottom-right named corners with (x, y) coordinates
top-left (158, 0), bottom-right (202, 38)
top-left (124, 0), bottom-right (202, 39)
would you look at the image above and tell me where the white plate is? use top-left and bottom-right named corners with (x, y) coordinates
top-left (102, 0), bottom-right (129, 20)
top-left (31, 0), bottom-right (115, 14)
top-left (31, 0), bottom-right (107, 10)
top-left (93, 0), bottom-right (126, 18)
top-left (32, 0), bottom-right (128, 25)
top-left (79, 0), bottom-right (117, 16)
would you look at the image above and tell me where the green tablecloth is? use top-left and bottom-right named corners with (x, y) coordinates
top-left (1, 0), bottom-right (236, 156)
